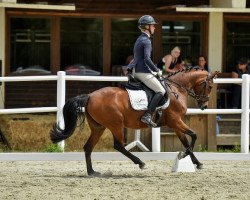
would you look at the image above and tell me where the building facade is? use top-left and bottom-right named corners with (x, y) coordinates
top-left (0, 0), bottom-right (250, 108)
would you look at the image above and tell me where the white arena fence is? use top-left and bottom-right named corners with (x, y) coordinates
top-left (0, 71), bottom-right (249, 153)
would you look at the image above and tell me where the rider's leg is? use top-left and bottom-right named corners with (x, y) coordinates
top-left (134, 73), bottom-right (166, 127)
top-left (141, 92), bottom-right (164, 127)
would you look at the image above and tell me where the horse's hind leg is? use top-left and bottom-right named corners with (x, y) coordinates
top-left (112, 128), bottom-right (145, 170)
top-left (84, 133), bottom-right (104, 176)
top-left (84, 115), bottom-right (105, 176)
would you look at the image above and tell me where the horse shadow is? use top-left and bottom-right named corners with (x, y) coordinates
top-left (62, 172), bottom-right (149, 179)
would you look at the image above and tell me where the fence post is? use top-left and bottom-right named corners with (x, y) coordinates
top-left (57, 71), bottom-right (66, 151)
top-left (152, 127), bottom-right (161, 152)
top-left (241, 74), bottom-right (249, 153)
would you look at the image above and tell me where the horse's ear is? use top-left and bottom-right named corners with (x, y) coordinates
top-left (209, 71), bottom-right (220, 80)
top-left (213, 71), bottom-right (220, 78)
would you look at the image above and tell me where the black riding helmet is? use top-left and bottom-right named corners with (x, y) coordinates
top-left (138, 15), bottom-right (157, 28)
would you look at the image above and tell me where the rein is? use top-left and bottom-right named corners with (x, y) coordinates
top-left (162, 76), bottom-right (210, 103)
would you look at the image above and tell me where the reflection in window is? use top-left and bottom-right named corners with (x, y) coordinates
top-left (161, 21), bottom-right (201, 65)
top-left (226, 22), bottom-right (250, 72)
top-left (10, 18), bottom-right (51, 73)
top-left (111, 18), bottom-right (138, 66)
top-left (61, 18), bottom-right (103, 74)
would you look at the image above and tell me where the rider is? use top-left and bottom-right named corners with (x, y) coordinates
top-left (127, 15), bottom-right (166, 127)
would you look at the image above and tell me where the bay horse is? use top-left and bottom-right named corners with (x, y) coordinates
top-left (50, 68), bottom-right (219, 176)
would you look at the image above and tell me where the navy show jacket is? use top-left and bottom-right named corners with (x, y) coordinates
top-left (128, 32), bottom-right (159, 73)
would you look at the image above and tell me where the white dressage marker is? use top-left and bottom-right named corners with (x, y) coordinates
top-left (172, 152), bottom-right (196, 172)
top-left (125, 129), bottom-right (150, 152)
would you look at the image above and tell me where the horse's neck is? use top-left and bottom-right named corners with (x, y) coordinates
top-left (165, 70), bottom-right (208, 120)
top-left (167, 70), bottom-right (207, 108)
top-left (170, 70), bottom-right (205, 89)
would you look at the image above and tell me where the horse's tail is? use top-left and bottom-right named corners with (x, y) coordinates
top-left (50, 94), bottom-right (89, 143)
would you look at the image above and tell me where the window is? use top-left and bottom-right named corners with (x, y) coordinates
top-left (111, 18), bottom-right (138, 66)
top-left (225, 21), bottom-right (250, 72)
top-left (161, 21), bottom-right (202, 65)
top-left (60, 18), bottom-right (103, 74)
top-left (10, 18), bottom-right (51, 73)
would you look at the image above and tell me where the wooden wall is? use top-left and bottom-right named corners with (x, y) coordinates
top-left (5, 81), bottom-right (111, 108)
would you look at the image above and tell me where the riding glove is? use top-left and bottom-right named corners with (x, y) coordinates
top-left (157, 70), bottom-right (162, 77)
top-left (127, 68), bottom-right (133, 75)
top-left (127, 68), bottom-right (136, 82)
top-left (152, 70), bottom-right (162, 77)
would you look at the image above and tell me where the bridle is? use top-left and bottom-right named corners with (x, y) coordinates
top-left (162, 75), bottom-right (212, 104)
top-left (192, 77), bottom-right (211, 103)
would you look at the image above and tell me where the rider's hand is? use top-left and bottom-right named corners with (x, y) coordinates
top-left (127, 68), bottom-right (133, 75)
top-left (157, 70), bottom-right (162, 77)
top-left (151, 71), bottom-right (157, 76)
top-left (127, 68), bottom-right (135, 82)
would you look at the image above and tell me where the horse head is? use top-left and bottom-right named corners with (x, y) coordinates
top-left (192, 70), bottom-right (219, 110)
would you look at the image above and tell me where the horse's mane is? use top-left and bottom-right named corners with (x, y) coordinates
top-left (166, 66), bottom-right (206, 78)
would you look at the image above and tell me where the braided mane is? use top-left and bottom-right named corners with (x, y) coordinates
top-left (166, 67), bottom-right (206, 78)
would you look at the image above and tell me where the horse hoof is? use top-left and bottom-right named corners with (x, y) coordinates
top-left (88, 171), bottom-right (101, 177)
top-left (177, 151), bottom-right (187, 160)
top-left (139, 162), bottom-right (146, 169)
top-left (196, 163), bottom-right (203, 170)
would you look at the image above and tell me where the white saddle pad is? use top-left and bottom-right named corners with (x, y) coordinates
top-left (126, 89), bottom-right (170, 111)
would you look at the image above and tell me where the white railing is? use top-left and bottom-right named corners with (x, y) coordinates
top-left (152, 75), bottom-right (249, 154)
top-left (0, 72), bottom-right (249, 153)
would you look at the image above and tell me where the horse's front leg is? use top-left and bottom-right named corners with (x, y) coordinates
top-left (176, 132), bottom-right (203, 169)
top-left (173, 121), bottom-right (203, 169)
top-left (184, 129), bottom-right (203, 169)
top-left (185, 148), bottom-right (203, 169)
top-left (185, 129), bottom-right (203, 169)
top-left (185, 129), bottom-right (197, 150)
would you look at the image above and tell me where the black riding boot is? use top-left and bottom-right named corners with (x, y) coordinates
top-left (141, 92), bottom-right (164, 127)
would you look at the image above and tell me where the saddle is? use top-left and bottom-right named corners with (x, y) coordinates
top-left (120, 78), bottom-right (170, 127)
top-left (121, 79), bottom-right (168, 106)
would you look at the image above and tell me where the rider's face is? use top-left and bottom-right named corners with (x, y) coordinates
top-left (149, 24), bottom-right (155, 34)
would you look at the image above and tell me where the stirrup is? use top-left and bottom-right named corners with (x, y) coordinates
top-left (141, 115), bottom-right (157, 128)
